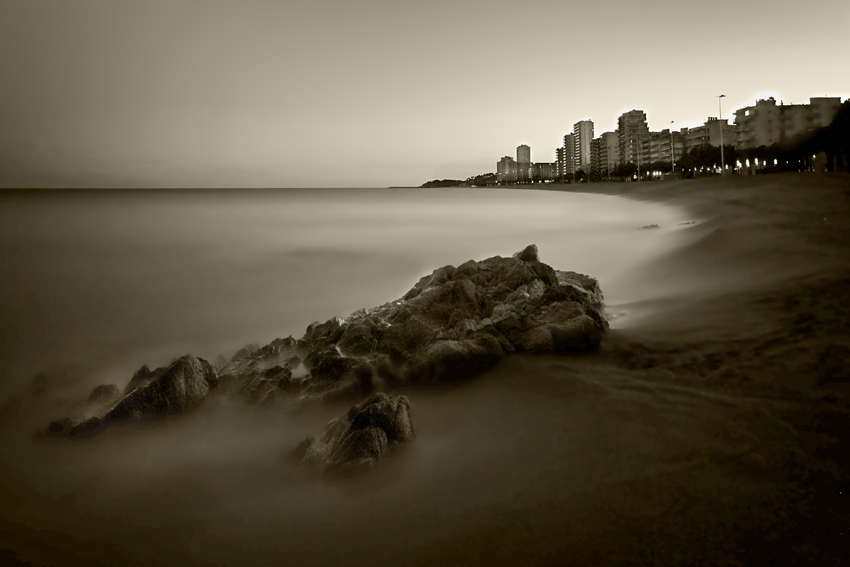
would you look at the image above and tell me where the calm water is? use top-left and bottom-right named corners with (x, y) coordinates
top-left (0, 187), bottom-right (689, 398)
top-left (1, 187), bottom-right (718, 565)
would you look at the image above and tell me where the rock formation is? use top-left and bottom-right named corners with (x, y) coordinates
top-left (46, 355), bottom-right (218, 437)
top-left (217, 244), bottom-right (607, 405)
top-left (294, 392), bottom-right (415, 472)
top-left (46, 245), bottom-right (606, 435)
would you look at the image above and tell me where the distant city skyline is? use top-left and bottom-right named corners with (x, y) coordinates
top-left (1, 0), bottom-right (847, 188)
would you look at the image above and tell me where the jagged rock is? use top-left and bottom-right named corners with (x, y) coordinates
top-left (218, 245), bottom-right (608, 405)
top-left (45, 355), bottom-right (218, 437)
top-left (555, 271), bottom-right (604, 310)
top-left (296, 393), bottom-right (415, 473)
top-left (106, 356), bottom-right (218, 420)
top-left (512, 243), bottom-right (539, 262)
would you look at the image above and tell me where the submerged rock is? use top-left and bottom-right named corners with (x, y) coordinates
top-left (45, 355), bottom-right (218, 437)
top-left (296, 393), bottom-right (415, 472)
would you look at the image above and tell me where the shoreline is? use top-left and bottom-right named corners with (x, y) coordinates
top-left (399, 173), bottom-right (850, 564)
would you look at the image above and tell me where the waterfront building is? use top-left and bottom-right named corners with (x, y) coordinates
top-left (733, 96), bottom-right (842, 149)
top-left (590, 131), bottom-right (619, 176)
top-left (685, 117), bottom-right (734, 152)
top-left (517, 144), bottom-right (531, 164)
top-left (555, 147), bottom-right (565, 179)
top-left (516, 144), bottom-right (531, 182)
top-left (532, 162), bottom-right (557, 182)
top-left (573, 120), bottom-right (594, 173)
top-left (640, 129), bottom-right (686, 169)
top-left (561, 133), bottom-right (576, 178)
top-left (496, 156), bottom-right (517, 184)
top-left (617, 110), bottom-right (649, 166)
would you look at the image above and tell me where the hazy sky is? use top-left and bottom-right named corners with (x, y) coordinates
top-left (1, 0), bottom-right (847, 188)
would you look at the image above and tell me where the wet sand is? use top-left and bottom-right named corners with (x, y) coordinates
top-left (1, 174), bottom-right (848, 566)
top-left (407, 173), bottom-right (850, 565)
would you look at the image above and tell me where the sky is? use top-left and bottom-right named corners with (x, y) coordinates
top-left (1, 0), bottom-right (848, 188)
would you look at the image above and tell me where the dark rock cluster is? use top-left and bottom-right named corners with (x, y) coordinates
top-left (46, 355), bottom-right (217, 437)
top-left (216, 244), bottom-right (607, 405)
top-left (294, 393), bottom-right (415, 472)
top-left (44, 245), bottom-right (606, 451)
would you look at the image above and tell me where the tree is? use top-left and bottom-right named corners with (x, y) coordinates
top-left (612, 162), bottom-right (637, 180)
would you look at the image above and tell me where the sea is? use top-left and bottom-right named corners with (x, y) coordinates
top-left (0, 187), bottom-right (706, 565)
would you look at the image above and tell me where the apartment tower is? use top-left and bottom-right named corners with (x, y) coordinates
top-left (573, 120), bottom-right (594, 173)
top-left (617, 110), bottom-right (649, 166)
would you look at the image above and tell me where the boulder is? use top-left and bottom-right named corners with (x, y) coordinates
top-left (296, 393), bottom-right (415, 473)
top-left (45, 355), bottom-right (218, 437)
top-left (219, 245), bottom-right (607, 404)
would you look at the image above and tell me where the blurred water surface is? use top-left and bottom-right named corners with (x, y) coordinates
top-left (0, 187), bottom-right (712, 566)
top-left (0, 187), bottom-right (687, 397)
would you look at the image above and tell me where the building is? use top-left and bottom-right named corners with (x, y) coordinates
top-left (496, 156), bottom-right (517, 184)
top-left (617, 110), bottom-right (649, 166)
top-left (637, 129), bottom-right (686, 171)
top-left (496, 145), bottom-right (553, 183)
top-left (590, 131), bottom-right (620, 176)
top-left (573, 120), bottom-right (594, 173)
top-left (685, 117), bottom-right (734, 152)
top-left (517, 144), bottom-right (531, 164)
top-left (555, 147), bottom-right (565, 179)
top-left (561, 133), bottom-right (576, 178)
top-left (516, 144), bottom-right (531, 182)
top-left (532, 162), bottom-right (557, 182)
top-left (733, 96), bottom-right (842, 149)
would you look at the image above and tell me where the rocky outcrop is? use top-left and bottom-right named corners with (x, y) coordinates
top-left (45, 245), bottom-right (606, 435)
top-left (218, 245), bottom-right (607, 405)
top-left (46, 355), bottom-right (218, 437)
top-left (295, 393), bottom-right (415, 472)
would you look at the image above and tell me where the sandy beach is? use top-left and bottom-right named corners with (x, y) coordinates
top-left (403, 173), bottom-right (850, 565)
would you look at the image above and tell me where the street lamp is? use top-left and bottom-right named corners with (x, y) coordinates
top-left (718, 94), bottom-right (726, 175)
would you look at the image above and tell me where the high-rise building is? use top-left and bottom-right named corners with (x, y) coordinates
top-left (517, 144), bottom-right (531, 164)
top-left (617, 110), bottom-right (649, 166)
top-left (555, 147), bottom-right (565, 179)
top-left (591, 131), bottom-right (620, 175)
top-left (496, 156), bottom-right (517, 184)
top-left (562, 133), bottom-right (576, 177)
top-left (573, 120), bottom-right (594, 173)
top-left (516, 144), bottom-right (531, 182)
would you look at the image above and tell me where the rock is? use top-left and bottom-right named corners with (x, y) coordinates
top-left (217, 245), bottom-right (607, 405)
top-left (512, 244), bottom-right (539, 262)
top-left (296, 393), bottom-right (415, 473)
top-left (46, 355), bottom-right (218, 437)
top-left (554, 271), bottom-right (604, 310)
top-left (87, 384), bottom-right (121, 406)
top-left (106, 356), bottom-right (218, 421)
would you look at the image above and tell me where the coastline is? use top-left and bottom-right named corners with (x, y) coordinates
top-left (393, 174), bottom-right (850, 565)
top-left (454, 173), bottom-right (850, 563)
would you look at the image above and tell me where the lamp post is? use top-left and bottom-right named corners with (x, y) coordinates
top-left (718, 94), bottom-right (726, 175)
